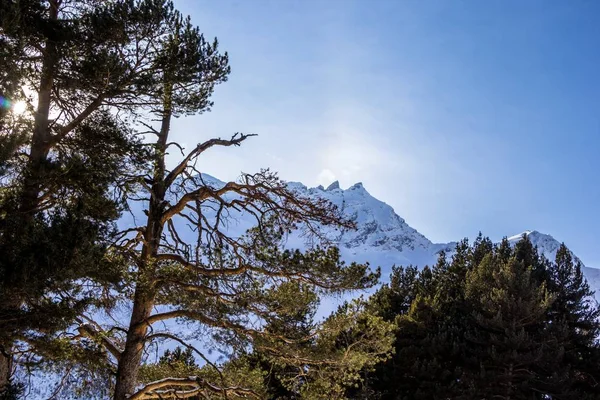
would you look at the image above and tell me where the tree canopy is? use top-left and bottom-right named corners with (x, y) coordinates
top-left (347, 235), bottom-right (600, 400)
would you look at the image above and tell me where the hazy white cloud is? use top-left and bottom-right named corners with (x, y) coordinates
top-left (317, 169), bottom-right (337, 186)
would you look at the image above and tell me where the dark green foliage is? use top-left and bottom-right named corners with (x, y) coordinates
top-left (350, 235), bottom-right (600, 400)
top-left (0, 0), bottom-right (175, 390)
top-left (367, 265), bottom-right (420, 322)
top-left (464, 253), bottom-right (554, 398)
top-left (547, 244), bottom-right (600, 398)
top-left (0, 111), bottom-right (143, 348)
top-left (244, 282), bottom-right (318, 400)
top-left (0, 381), bottom-right (22, 400)
top-left (160, 347), bottom-right (198, 367)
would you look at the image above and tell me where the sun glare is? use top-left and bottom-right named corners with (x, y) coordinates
top-left (12, 100), bottom-right (27, 115)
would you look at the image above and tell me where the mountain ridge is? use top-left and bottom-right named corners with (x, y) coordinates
top-left (123, 174), bottom-right (600, 299)
top-left (283, 178), bottom-right (600, 300)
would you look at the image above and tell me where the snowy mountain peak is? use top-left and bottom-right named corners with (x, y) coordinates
top-left (284, 180), bottom-right (598, 296)
top-left (287, 180), bottom-right (455, 271)
top-left (507, 230), bottom-right (534, 241)
top-left (505, 231), bottom-right (573, 265)
top-left (326, 181), bottom-right (340, 191)
top-left (506, 230), bottom-right (567, 263)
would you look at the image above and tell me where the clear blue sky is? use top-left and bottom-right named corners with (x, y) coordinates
top-left (172, 0), bottom-right (600, 267)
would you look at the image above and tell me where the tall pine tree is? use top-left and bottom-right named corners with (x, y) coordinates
top-left (0, 0), bottom-right (187, 392)
top-left (49, 7), bottom-right (389, 399)
top-left (464, 252), bottom-right (555, 399)
top-left (546, 244), bottom-right (600, 398)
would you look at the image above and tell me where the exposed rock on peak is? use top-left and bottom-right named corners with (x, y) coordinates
top-left (326, 181), bottom-right (340, 191)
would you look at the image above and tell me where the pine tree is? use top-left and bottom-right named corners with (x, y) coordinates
top-left (294, 299), bottom-right (394, 399)
top-left (546, 244), bottom-right (600, 398)
top-left (348, 265), bottom-right (421, 399)
top-left (367, 265), bottom-right (420, 323)
top-left (512, 233), bottom-right (549, 283)
top-left (464, 251), bottom-right (554, 399)
top-left (355, 256), bottom-right (468, 400)
top-left (41, 7), bottom-right (389, 398)
top-left (0, 0), bottom-right (188, 391)
top-left (346, 235), bottom-right (600, 399)
top-left (246, 282), bottom-right (319, 400)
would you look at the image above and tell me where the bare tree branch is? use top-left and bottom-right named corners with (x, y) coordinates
top-left (144, 332), bottom-right (229, 399)
top-left (128, 376), bottom-right (260, 400)
top-left (76, 319), bottom-right (122, 362)
top-left (164, 133), bottom-right (256, 187)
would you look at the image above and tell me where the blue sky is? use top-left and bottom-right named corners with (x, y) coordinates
top-left (173, 0), bottom-right (600, 267)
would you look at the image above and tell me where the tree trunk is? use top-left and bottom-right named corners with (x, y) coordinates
top-left (113, 82), bottom-right (172, 399)
top-left (113, 206), bottom-right (164, 399)
top-left (18, 4), bottom-right (57, 216)
top-left (0, 347), bottom-right (12, 396)
top-left (113, 289), bottom-right (155, 400)
top-left (113, 209), bottom-right (162, 398)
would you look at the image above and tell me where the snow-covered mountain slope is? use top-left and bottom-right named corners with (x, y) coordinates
top-left (284, 180), bottom-right (456, 275)
top-left (295, 181), bottom-right (600, 303)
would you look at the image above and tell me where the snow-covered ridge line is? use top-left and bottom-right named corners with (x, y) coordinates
top-left (284, 178), bottom-right (600, 300)
top-left (131, 174), bottom-right (599, 299)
